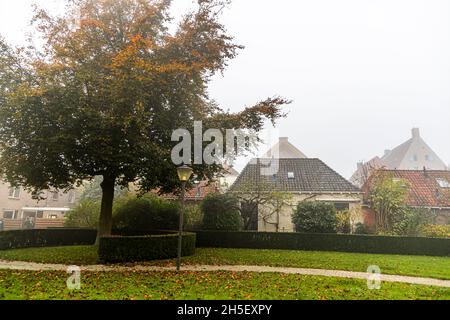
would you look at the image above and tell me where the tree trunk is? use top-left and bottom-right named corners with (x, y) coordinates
top-left (96, 174), bottom-right (116, 244)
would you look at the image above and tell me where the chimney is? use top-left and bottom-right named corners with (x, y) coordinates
top-left (412, 128), bottom-right (420, 139)
top-left (357, 161), bottom-right (364, 170)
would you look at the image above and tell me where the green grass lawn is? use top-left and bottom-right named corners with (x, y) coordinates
top-left (1, 246), bottom-right (449, 280)
top-left (0, 270), bottom-right (448, 300)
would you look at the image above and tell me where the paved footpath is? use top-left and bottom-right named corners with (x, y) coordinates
top-left (1, 260), bottom-right (450, 288)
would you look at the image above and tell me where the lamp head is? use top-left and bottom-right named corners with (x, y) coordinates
top-left (177, 165), bottom-right (193, 182)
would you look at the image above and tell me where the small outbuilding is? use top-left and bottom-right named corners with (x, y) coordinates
top-left (230, 158), bottom-right (363, 232)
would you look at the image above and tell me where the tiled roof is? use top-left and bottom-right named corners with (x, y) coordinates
top-left (365, 170), bottom-right (450, 208)
top-left (230, 158), bottom-right (361, 193)
top-left (184, 180), bottom-right (219, 201)
top-left (159, 180), bottom-right (219, 201)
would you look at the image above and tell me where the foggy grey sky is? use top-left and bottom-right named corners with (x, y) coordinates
top-left (1, 0), bottom-right (449, 179)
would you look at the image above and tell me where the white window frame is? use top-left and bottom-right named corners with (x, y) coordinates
top-left (3, 210), bottom-right (14, 219)
top-left (3, 210), bottom-right (19, 219)
top-left (436, 178), bottom-right (450, 188)
top-left (8, 186), bottom-right (21, 199)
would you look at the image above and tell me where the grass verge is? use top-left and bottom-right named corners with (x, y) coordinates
top-left (0, 246), bottom-right (449, 280)
top-left (0, 270), bottom-right (449, 300)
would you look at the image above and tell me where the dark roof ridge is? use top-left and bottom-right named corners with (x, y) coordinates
top-left (378, 169), bottom-right (450, 173)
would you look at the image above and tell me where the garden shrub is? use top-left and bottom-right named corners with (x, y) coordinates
top-left (0, 229), bottom-right (97, 250)
top-left (292, 202), bottom-right (337, 233)
top-left (98, 232), bottom-right (196, 263)
top-left (354, 223), bottom-right (371, 235)
top-left (421, 225), bottom-right (450, 238)
top-left (336, 210), bottom-right (351, 234)
top-left (201, 193), bottom-right (243, 231)
top-left (195, 230), bottom-right (450, 257)
top-left (391, 208), bottom-right (435, 236)
top-left (113, 194), bottom-right (179, 232)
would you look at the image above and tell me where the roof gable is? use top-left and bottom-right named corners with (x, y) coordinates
top-left (350, 156), bottom-right (388, 187)
top-left (382, 139), bottom-right (412, 169)
top-left (381, 129), bottom-right (447, 170)
top-left (262, 137), bottom-right (307, 159)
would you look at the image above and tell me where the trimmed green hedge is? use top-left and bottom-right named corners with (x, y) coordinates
top-left (99, 232), bottom-right (196, 263)
top-left (0, 229), bottom-right (97, 250)
top-left (194, 231), bottom-right (450, 257)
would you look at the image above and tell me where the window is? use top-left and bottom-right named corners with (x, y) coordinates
top-left (52, 191), bottom-right (59, 201)
top-left (3, 210), bottom-right (19, 219)
top-left (436, 178), bottom-right (450, 188)
top-left (334, 203), bottom-right (350, 211)
top-left (68, 191), bottom-right (76, 204)
top-left (288, 172), bottom-right (295, 179)
top-left (36, 211), bottom-right (44, 219)
top-left (410, 154), bottom-right (418, 162)
top-left (8, 187), bottom-right (21, 199)
top-left (49, 214), bottom-right (58, 219)
top-left (3, 210), bottom-right (14, 219)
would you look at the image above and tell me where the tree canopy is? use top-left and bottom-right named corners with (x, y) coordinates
top-left (0, 0), bottom-right (289, 238)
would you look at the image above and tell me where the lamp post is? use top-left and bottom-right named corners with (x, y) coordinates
top-left (176, 165), bottom-right (193, 271)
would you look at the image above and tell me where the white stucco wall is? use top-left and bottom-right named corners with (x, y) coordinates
top-left (0, 181), bottom-right (80, 220)
top-left (257, 193), bottom-right (363, 233)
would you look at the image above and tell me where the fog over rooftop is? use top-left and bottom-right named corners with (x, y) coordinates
top-left (2, 0), bottom-right (449, 178)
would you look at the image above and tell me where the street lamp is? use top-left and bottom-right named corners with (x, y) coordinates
top-left (176, 165), bottom-right (193, 271)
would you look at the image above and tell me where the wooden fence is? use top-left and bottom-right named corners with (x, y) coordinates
top-left (1, 218), bottom-right (65, 231)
